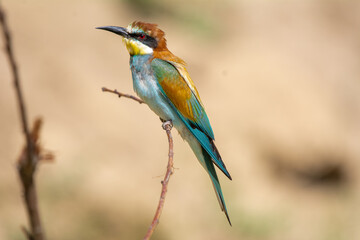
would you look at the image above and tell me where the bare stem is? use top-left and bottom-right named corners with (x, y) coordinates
top-left (0, 4), bottom-right (46, 240)
top-left (143, 121), bottom-right (174, 240)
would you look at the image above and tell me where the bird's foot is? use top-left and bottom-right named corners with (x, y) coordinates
top-left (162, 120), bottom-right (173, 131)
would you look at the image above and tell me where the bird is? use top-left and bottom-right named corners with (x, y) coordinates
top-left (97, 21), bottom-right (232, 225)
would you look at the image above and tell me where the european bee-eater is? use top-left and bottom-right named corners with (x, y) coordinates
top-left (97, 21), bottom-right (232, 224)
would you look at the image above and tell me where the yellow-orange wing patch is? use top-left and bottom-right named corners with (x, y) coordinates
top-left (151, 58), bottom-right (214, 139)
top-left (151, 59), bottom-right (195, 121)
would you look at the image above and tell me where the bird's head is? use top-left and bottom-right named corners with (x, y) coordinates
top-left (96, 21), bottom-right (167, 56)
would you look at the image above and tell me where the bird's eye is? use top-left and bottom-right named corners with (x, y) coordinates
top-left (138, 34), bottom-right (146, 40)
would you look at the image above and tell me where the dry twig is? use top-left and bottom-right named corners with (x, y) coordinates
top-left (102, 87), bottom-right (174, 240)
top-left (102, 87), bottom-right (144, 104)
top-left (0, 4), bottom-right (48, 240)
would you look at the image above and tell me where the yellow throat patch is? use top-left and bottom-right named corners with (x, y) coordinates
top-left (123, 38), bottom-right (153, 55)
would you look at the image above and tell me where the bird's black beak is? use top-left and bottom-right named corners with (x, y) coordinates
top-left (96, 26), bottom-right (129, 38)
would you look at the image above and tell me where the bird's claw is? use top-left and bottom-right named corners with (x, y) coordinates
top-left (162, 120), bottom-right (173, 131)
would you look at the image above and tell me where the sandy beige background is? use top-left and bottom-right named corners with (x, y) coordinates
top-left (1, 0), bottom-right (360, 239)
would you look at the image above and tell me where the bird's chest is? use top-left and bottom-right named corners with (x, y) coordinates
top-left (130, 55), bottom-right (159, 100)
top-left (130, 55), bottom-right (176, 120)
top-left (129, 55), bottom-right (174, 121)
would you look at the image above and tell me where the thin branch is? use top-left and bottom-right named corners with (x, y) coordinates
top-left (17, 118), bottom-right (46, 240)
top-left (21, 226), bottom-right (35, 240)
top-left (103, 87), bottom-right (175, 239)
top-left (144, 121), bottom-right (174, 240)
top-left (0, 1), bottom-right (34, 163)
top-left (0, 4), bottom-right (47, 240)
top-left (102, 87), bottom-right (144, 104)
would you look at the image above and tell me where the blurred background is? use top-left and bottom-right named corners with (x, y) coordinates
top-left (1, 0), bottom-right (360, 239)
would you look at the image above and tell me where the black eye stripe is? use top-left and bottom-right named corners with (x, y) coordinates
top-left (129, 33), bottom-right (145, 38)
top-left (129, 33), bottom-right (158, 49)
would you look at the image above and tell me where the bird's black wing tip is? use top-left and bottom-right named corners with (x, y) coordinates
top-left (219, 166), bottom-right (232, 181)
top-left (225, 211), bottom-right (232, 226)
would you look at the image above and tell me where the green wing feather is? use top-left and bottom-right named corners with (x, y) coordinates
top-left (151, 58), bottom-right (231, 179)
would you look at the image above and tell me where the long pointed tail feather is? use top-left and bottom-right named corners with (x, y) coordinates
top-left (203, 148), bottom-right (232, 226)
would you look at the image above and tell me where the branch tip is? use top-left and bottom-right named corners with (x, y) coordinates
top-left (101, 86), bottom-right (144, 104)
